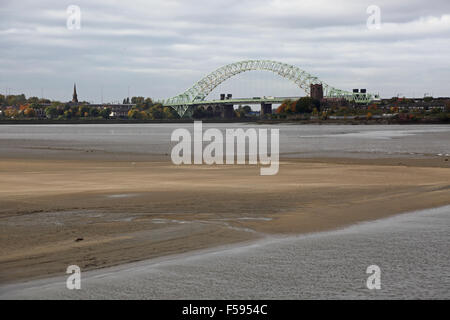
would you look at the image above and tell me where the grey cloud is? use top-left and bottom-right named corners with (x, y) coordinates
top-left (0, 0), bottom-right (449, 102)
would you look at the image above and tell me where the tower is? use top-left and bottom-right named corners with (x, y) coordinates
top-left (72, 83), bottom-right (78, 103)
top-left (310, 83), bottom-right (323, 101)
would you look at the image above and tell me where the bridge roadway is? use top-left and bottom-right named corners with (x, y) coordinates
top-left (164, 96), bottom-right (301, 107)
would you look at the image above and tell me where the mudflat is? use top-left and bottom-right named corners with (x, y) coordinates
top-left (1, 157), bottom-right (450, 284)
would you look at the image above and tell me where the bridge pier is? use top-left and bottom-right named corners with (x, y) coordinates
top-left (223, 105), bottom-right (234, 119)
top-left (260, 103), bottom-right (272, 118)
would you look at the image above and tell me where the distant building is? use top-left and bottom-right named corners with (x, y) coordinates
top-left (109, 105), bottom-right (134, 118)
top-left (72, 83), bottom-right (78, 103)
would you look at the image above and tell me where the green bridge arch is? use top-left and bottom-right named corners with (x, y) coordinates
top-left (161, 60), bottom-right (376, 117)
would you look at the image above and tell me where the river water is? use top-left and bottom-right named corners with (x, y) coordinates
top-left (0, 124), bottom-right (449, 159)
top-left (1, 205), bottom-right (449, 299)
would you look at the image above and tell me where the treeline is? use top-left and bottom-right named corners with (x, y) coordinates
top-left (0, 94), bottom-right (50, 107)
top-left (276, 97), bottom-right (321, 115)
top-left (124, 97), bottom-right (180, 119)
top-left (0, 94), bottom-right (180, 120)
top-left (274, 96), bottom-right (450, 122)
top-left (2, 93), bottom-right (449, 122)
top-left (45, 104), bottom-right (111, 119)
top-left (192, 105), bottom-right (252, 119)
top-left (0, 94), bottom-right (111, 120)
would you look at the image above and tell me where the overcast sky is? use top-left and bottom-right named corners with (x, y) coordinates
top-left (1, 0), bottom-right (449, 103)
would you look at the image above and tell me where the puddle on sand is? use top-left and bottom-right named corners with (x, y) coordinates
top-left (149, 218), bottom-right (259, 234)
top-left (110, 217), bottom-right (136, 222)
top-left (151, 218), bottom-right (192, 224)
top-left (106, 193), bottom-right (140, 199)
top-left (215, 217), bottom-right (273, 222)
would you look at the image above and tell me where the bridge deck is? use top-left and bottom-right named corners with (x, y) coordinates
top-left (164, 97), bottom-right (301, 107)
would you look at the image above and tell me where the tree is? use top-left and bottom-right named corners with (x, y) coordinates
top-left (148, 105), bottom-right (163, 119)
top-left (27, 96), bottom-right (39, 104)
top-left (163, 107), bottom-right (179, 119)
top-left (276, 99), bottom-right (293, 114)
top-left (89, 108), bottom-right (99, 117)
top-left (131, 96), bottom-right (145, 105)
top-left (19, 104), bottom-right (29, 112)
top-left (193, 108), bottom-right (206, 119)
top-left (29, 102), bottom-right (42, 109)
top-left (78, 105), bottom-right (89, 117)
top-left (45, 106), bottom-right (58, 119)
top-left (23, 107), bottom-right (36, 117)
top-left (239, 105), bottom-right (251, 114)
top-left (143, 98), bottom-right (153, 109)
top-left (431, 107), bottom-right (441, 114)
top-left (295, 97), bottom-right (320, 114)
top-left (236, 108), bottom-right (246, 118)
top-left (7, 94), bottom-right (26, 106)
top-left (63, 109), bottom-right (73, 119)
top-left (100, 108), bottom-right (111, 119)
top-left (128, 109), bottom-right (142, 119)
top-left (140, 111), bottom-right (148, 119)
top-left (50, 101), bottom-right (62, 108)
top-left (4, 107), bottom-right (18, 118)
top-left (445, 100), bottom-right (450, 112)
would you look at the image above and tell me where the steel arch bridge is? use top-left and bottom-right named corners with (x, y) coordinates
top-left (160, 60), bottom-right (378, 117)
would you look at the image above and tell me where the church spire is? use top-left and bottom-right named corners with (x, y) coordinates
top-left (72, 83), bottom-right (78, 103)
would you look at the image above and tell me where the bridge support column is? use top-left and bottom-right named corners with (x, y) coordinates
top-left (223, 105), bottom-right (234, 119)
top-left (260, 103), bottom-right (272, 118)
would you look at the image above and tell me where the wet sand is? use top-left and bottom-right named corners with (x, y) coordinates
top-left (1, 155), bottom-right (450, 284)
